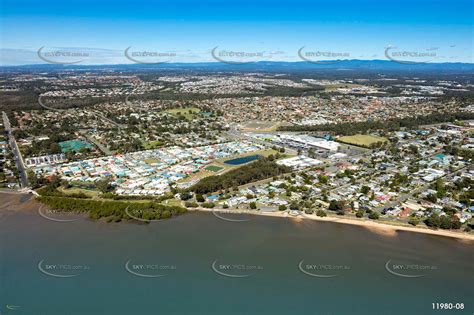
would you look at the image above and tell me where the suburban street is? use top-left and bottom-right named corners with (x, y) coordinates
top-left (376, 165), bottom-right (468, 212)
top-left (79, 129), bottom-right (114, 155)
top-left (2, 111), bottom-right (28, 188)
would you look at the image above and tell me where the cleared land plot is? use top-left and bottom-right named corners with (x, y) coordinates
top-left (162, 198), bottom-right (183, 207)
top-left (337, 134), bottom-right (388, 147)
top-left (164, 107), bottom-right (201, 120)
top-left (240, 120), bottom-right (282, 132)
top-left (323, 83), bottom-right (364, 91)
top-left (144, 158), bottom-right (161, 164)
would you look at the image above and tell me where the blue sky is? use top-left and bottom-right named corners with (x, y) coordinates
top-left (0, 0), bottom-right (472, 65)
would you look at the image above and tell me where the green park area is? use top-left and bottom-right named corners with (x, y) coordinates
top-left (337, 134), bottom-right (388, 148)
top-left (57, 186), bottom-right (100, 199)
top-left (164, 107), bottom-right (201, 120)
top-left (143, 140), bottom-right (163, 150)
top-left (205, 165), bottom-right (224, 172)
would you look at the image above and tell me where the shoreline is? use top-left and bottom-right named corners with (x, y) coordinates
top-left (193, 207), bottom-right (474, 242)
top-left (2, 191), bottom-right (473, 242)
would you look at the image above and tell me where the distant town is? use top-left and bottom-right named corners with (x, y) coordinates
top-left (1, 68), bottom-right (473, 234)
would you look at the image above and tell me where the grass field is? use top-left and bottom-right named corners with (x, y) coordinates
top-left (205, 165), bottom-right (224, 172)
top-left (337, 134), bottom-right (388, 147)
top-left (58, 187), bottom-right (100, 199)
top-left (143, 140), bottom-right (163, 150)
top-left (164, 107), bottom-right (201, 120)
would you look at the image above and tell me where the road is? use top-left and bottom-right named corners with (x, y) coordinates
top-left (2, 112), bottom-right (28, 188)
top-left (79, 129), bottom-right (114, 155)
top-left (92, 110), bottom-right (126, 129)
top-left (376, 165), bottom-right (468, 212)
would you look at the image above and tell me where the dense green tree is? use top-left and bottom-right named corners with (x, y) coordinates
top-left (329, 200), bottom-right (345, 211)
top-left (439, 215), bottom-right (452, 229)
top-left (278, 112), bottom-right (474, 135)
top-left (189, 157), bottom-right (290, 194)
top-left (196, 194), bottom-right (205, 202)
top-left (37, 196), bottom-right (186, 222)
top-left (408, 218), bottom-right (419, 226)
top-left (425, 213), bottom-right (441, 228)
top-left (361, 185), bottom-right (370, 194)
top-left (317, 174), bottom-right (328, 184)
top-left (368, 212), bottom-right (380, 220)
top-left (425, 194), bottom-right (438, 203)
top-left (96, 178), bottom-right (113, 193)
top-left (180, 192), bottom-right (192, 201)
top-left (316, 210), bottom-right (327, 217)
top-left (451, 216), bottom-right (462, 230)
top-left (435, 179), bottom-right (446, 198)
top-left (184, 201), bottom-right (198, 208)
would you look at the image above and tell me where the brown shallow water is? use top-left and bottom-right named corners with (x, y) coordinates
top-left (1, 193), bottom-right (473, 315)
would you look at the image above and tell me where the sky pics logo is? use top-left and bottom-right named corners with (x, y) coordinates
top-left (124, 47), bottom-right (177, 64)
top-left (124, 259), bottom-right (176, 278)
top-left (384, 45), bottom-right (458, 64)
top-left (37, 95), bottom-right (65, 112)
top-left (211, 46), bottom-right (285, 64)
top-left (37, 205), bottom-right (79, 223)
top-left (298, 260), bottom-right (351, 278)
top-left (211, 260), bottom-right (263, 278)
top-left (6, 43), bottom-right (460, 66)
top-left (37, 260), bottom-right (90, 278)
top-left (211, 209), bottom-right (252, 223)
top-left (384, 45), bottom-right (436, 65)
top-left (385, 259), bottom-right (438, 278)
top-left (37, 47), bottom-right (89, 64)
top-left (298, 46), bottom-right (350, 64)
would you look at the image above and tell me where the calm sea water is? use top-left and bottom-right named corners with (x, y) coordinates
top-left (0, 196), bottom-right (473, 315)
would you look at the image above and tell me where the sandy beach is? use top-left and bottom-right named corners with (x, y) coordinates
top-left (194, 207), bottom-right (474, 242)
top-left (2, 191), bottom-right (473, 242)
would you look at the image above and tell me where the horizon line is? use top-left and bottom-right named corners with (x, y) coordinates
top-left (1, 59), bottom-right (474, 68)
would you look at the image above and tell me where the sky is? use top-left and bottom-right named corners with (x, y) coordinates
top-left (0, 0), bottom-right (472, 65)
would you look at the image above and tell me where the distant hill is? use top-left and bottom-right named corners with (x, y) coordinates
top-left (1, 60), bottom-right (473, 74)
